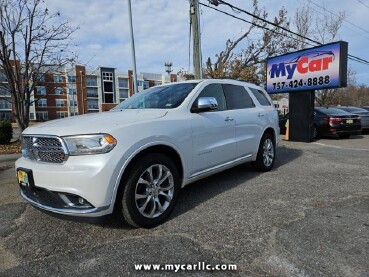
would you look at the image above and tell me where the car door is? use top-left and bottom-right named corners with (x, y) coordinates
top-left (222, 84), bottom-right (266, 159)
top-left (190, 83), bottom-right (236, 174)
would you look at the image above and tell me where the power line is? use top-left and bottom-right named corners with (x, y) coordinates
top-left (296, 0), bottom-right (369, 41)
top-left (216, 0), bottom-right (322, 46)
top-left (356, 0), bottom-right (369, 9)
top-left (306, 0), bottom-right (369, 36)
top-left (199, 2), bottom-right (316, 48)
top-left (204, 0), bottom-right (369, 66)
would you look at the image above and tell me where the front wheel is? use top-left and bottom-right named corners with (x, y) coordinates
top-left (252, 133), bottom-right (275, 172)
top-left (117, 153), bottom-right (180, 228)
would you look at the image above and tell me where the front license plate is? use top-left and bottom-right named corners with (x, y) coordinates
top-left (346, 119), bottom-right (353, 124)
top-left (17, 168), bottom-right (33, 188)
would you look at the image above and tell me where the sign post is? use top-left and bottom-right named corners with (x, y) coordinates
top-left (266, 41), bottom-right (348, 142)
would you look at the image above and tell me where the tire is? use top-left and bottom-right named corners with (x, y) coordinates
top-left (117, 153), bottom-right (180, 228)
top-left (252, 133), bottom-right (275, 172)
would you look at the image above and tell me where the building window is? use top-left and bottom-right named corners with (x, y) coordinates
top-left (55, 99), bottom-right (64, 107)
top-left (38, 99), bottom-right (47, 107)
top-left (70, 112), bottom-right (78, 116)
top-left (119, 89), bottom-right (128, 99)
top-left (103, 82), bottom-right (113, 93)
top-left (87, 99), bottom-right (99, 110)
top-left (87, 88), bottom-right (98, 97)
top-left (68, 75), bottom-right (76, 83)
top-left (69, 100), bottom-right (77, 106)
top-left (137, 80), bottom-right (144, 87)
top-left (0, 71), bottom-right (7, 82)
top-left (143, 81), bottom-right (150, 89)
top-left (0, 99), bottom-right (12, 109)
top-left (0, 85), bottom-right (10, 97)
top-left (55, 87), bottom-right (63, 95)
top-left (104, 93), bottom-right (114, 103)
top-left (118, 78), bottom-right (129, 88)
top-left (29, 113), bottom-right (35, 120)
top-left (154, 81), bottom-right (162, 86)
top-left (86, 76), bottom-right (98, 86)
top-left (102, 72), bottom-right (113, 81)
top-left (53, 75), bottom-right (63, 83)
top-left (36, 86), bottom-right (46, 95)
top-left (36, 74), bottom-right (45, 82)
top-left (56, 112), bottom-right (67, 119)
top-left (36, 111), bottom-right (48, 121)
top-left (68, 88), bottom-right (77, 95)
top-left (0, 111), bottom-right (12, 120)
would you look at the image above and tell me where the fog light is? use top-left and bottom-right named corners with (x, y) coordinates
top-left (58, 193), bottom-right (93, 209)
top-left (78, 197), bottom-right (85, 205)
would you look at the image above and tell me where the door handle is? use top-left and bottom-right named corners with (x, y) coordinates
top-left (258, 113), bottom-right (265, 117)
top-left (225, 117), bottom-right (234, 122)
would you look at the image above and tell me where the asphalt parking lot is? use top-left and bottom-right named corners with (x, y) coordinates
top-left (0, 135), bottom-right (368, 276)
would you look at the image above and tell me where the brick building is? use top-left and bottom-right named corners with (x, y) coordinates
top-left (0, 65), bottom-right (177, 122)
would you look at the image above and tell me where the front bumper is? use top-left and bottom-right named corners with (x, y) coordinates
top-left (20, 188), bottom-right (110, 216)
top-left (15, 153), bottom-right (120, 217)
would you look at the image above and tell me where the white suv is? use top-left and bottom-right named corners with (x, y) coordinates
top-left (16, 79), bottom-right (279, 227)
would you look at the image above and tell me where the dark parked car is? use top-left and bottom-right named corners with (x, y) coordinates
top-left (335, 106), bottom-right (369, 131)
top-left (314, 107), bottom-right (362, 138)
top-left (279, 107), bottom-right (362, 139)
top-left (279, 113), bottom-right (289, 135)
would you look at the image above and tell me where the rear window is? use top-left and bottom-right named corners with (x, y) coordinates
top-left (338, 107), bottom-right (368, 113)
top-left (249, 88), bottom-right (272, 106)
top-left (315, 108), bottom-right (350, 115)
top-left (222, 84), bottom-right (255, 110)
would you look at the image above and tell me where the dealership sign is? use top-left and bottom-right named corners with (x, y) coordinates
top-left (266, 41), bottom-right (348, 94)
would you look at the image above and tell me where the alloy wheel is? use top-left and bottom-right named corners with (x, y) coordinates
top-left (134, 164), bottom-right (174, 218)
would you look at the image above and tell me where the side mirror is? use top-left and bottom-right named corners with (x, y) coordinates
top-left (191, 97), bottom-right (218, 113)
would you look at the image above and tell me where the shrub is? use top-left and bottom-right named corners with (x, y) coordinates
top-left (0, 120), bottom-right (13, 144)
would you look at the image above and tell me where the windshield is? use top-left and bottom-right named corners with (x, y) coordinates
top-left (115, 83), bottom-right (198, 110)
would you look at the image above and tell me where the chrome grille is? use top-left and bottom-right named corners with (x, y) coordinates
top-left (22, 136), bottom-right (67, 163)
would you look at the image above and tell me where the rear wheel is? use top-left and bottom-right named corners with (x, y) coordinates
top-left (117, 153), bottom-right (180, 228)
top-left (252, 133), bottom-right (275, 172)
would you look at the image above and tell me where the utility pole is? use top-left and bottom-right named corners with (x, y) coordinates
top-left (127, 0), bottom-right (138, 94)
top-left (190, 0), bottom-right (202, 79)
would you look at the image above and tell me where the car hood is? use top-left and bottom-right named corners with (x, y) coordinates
top-left (23, 109), bottom-right (168, 136)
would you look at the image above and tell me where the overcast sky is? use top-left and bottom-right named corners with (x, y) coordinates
top-left (48, 0), bottom-right (369, 85)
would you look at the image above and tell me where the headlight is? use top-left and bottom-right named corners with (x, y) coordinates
top-left (63, 134), bottom-right (117, 155)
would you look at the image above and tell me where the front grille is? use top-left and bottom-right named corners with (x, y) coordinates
top-left (22, 135), bottom-right (67, 163)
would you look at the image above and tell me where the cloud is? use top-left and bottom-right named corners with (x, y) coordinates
top-left (44, 0), bottom-right (368, 85)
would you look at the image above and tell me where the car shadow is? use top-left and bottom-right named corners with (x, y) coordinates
top-left (65, 145), bottom-right (302, 229)
top-left (169, 145), bottom-right (302, 222)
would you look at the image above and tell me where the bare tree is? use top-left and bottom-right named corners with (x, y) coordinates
top-left (204, 0), bottom-right (292, 84)
top-left (0, 0), bottom-right (77, 130)
top-left (291, 2), bottom-right (346, 106)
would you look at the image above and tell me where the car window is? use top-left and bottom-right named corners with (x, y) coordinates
top-left (194, 83), bottom-right (227, 111)
top-left (222, 84), bottom-right (255, 110)
top-left (115, 83), bottom-right (197, 109)
top-left (315, 108), bottom-right (350, 115)
top-left (248, 87), bottom-right (272, 106)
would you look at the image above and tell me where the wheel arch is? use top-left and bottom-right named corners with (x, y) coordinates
top-left (113, 144), bottom-right (184, 205)
top-left (262, 127), bottom-right (277, 145)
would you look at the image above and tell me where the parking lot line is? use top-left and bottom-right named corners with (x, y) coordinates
top-left (313, 142), bottom-right (369, 151)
